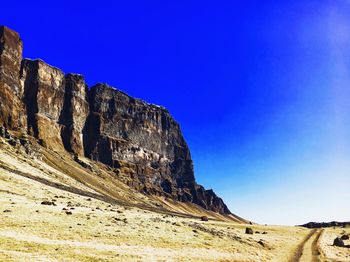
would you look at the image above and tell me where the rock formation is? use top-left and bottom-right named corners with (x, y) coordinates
top-left (0, 26), bottom-right (26, 130)
top-left (300, 221), bottom-right (350, 228)
top-left (0, 25), bottom-right (231, 215)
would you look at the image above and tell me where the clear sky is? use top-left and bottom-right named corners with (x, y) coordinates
top-left (3, 1), bottom-right (350, 225)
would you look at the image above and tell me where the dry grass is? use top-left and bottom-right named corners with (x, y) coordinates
top-left (0, 137), bottom-right (322, 261)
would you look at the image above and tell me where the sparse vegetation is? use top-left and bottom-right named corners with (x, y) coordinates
top-left (0, 142), bottom-right (313, 261)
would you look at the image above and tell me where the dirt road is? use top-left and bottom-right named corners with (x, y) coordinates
top-left (291, 228), bottom-right (324, 262)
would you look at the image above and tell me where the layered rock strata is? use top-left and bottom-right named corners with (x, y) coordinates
top-left (0, 26), bottom-right (26, 129)
top-left (0, 26), bottom-right (231, 214)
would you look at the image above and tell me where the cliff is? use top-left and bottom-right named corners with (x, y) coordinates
top-left (0, 26), bottom-right (230, 215)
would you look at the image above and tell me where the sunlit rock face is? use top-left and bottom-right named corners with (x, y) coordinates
top-left (60, 74), bottom-right (89, 155)
top-left (0, 26), bottom-right (231, 215)
top-left (83, 84), bottom-right (231, 214)
top-left (84, 83), bottom-right (195, 193)
top-left (0, 26), bottom-right (26, 129)
top-left (21, 59), bottom-right (66, 150)
top-left (21, 61), bottom-right (89, 154)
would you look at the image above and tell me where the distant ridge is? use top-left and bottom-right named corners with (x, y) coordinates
top-left (300, 221), bottom-right (350, 228)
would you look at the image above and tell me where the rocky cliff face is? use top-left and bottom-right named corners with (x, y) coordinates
top-left (21, 59), bottom-right (66, 150)
top-left (0, 26), bottom-right (26, 130)
top-left (0, 26), bottom-right (231, 215)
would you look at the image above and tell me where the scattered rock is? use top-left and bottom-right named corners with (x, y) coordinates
top-left (201, 216), bottom-right (209, 221)
top-left (262, 231), bottom-right (268, 234)
top-left (334, 237), bottom-right (345, 247)
top-left (3, 209), bottom-right (11, 213)
top-left (245, 227), bottom-right (254, 234)
top-left (341, 235), bottom-right (349, 240)
top-left (258, 240), bottom-right (265, 247)
top-left (65, 211), bottom-right (73, 215)
top-left (255, 231), bottom-right (260, 234)
top-left (41, 201), bottom-right (55, 206)
top-left (189, 222), bottom-right (225, 238)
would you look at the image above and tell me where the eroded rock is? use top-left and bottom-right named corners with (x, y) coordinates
top-left (0, 26), bottom-right (232, 215)
top-left (0, 26), bottom-right (26, 130)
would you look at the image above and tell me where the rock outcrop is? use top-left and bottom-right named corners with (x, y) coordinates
top-left (0, 26), bottom-right (231, 215)
top-left (0, 26), bottom-right (26, 130)
top-left (60, 74), bottom-right (89, 155)
top-left (21, 59), bottom-right (66, 149)
top-left (300, 221), bottom-right (350, 228)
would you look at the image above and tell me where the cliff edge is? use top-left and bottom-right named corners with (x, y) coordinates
top-left (0, 26), bottom-right (231, 215)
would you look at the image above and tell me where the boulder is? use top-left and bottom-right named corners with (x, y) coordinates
top-left (258, 240), bottom-right (265, 247)
top-left (41, 201), bottom-right (55, 206)
top-left (245, 227), bottom-right (254, 234)
top-left (341, 235), bottom-right (349, 240)
top-left (333, 237), bottom-right (345, 247)
top-left (201, 216), bottom-right (209, 221)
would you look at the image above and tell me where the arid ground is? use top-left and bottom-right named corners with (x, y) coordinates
top-left (0, 138), bottom-right (349, 261)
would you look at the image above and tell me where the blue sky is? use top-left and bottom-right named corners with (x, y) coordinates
top-left (3, 0), bottom-right (350, 225)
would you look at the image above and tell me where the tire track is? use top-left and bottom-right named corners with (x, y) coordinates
top-left (291, 228), bottom-right (323, 262)
top-left (311, 229), bottom-right (324, 262)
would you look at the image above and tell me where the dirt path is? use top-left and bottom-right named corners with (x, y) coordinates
top-left (291, 228), bottom-right (323, 262)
